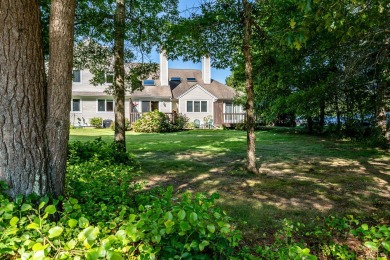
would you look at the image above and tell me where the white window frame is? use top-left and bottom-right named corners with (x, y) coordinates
top-left (72, 69), bottom-right (82, 84)
top-left (96, 99), bottom-right (115, 113)
top-left (186, 100), bottom-right (208, 113)
top-left (224, 102), bottom-right (244, 123)
top-left (224, 102), bottom-right (243, 113)
top-left (71, 98), bottom-right (82, 113)
top-left (105, 72), bottom-right (114, 84)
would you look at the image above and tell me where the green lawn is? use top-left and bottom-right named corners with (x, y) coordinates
top-left (70, 128), bottom-right (390, 243)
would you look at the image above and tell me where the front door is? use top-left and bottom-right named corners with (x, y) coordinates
top-left (151, 101), bottom-right (159, 111)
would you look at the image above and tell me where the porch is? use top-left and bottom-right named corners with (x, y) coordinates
top-left (129, 112), bottom-right (247, 127)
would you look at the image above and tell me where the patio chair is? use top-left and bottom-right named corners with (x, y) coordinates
top-left (208, 119), bottom-right (214, 129)
top-left (194, 119), bottom-right (200, 128)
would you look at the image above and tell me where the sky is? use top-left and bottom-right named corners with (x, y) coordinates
top-left (149, 0), bottom-right (231, 84)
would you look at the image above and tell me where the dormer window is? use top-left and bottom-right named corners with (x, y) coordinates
top-left (106, 72), bottom-right (114, 84)
top-left (171, 77), bottom-right (181, 81)
top-left (187, 77), bottom-right (197, 82)
top-left (143, 80), bottom-right (155, 86)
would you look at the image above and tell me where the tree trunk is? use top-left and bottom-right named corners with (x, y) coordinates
top-left (113, 0), bottom-right (126, 152)
top-left (377, 81), bottom-right (389, 140)
top-left (335, 93), bottom-right (341, 132)
top-left (319, 101), bottom-right (325, 132)
top-left (46, 0), bottom-right (76, 197)
top-left (242, 0), bottom-right (259, 174)
top-left (0, 1), bottom-right (50, 198)
top-left (307, 116), bottom-right (314, 133)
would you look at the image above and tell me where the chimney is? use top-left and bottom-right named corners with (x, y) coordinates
top-left (160, 50), bottom-right (169, 86)
top-left (202, 55), bottom-right (211, 84)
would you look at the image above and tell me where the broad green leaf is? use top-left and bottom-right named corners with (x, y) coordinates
top-left (66, 240), bottom-right (77, 250)
top-left (364, 241), bottom-right (378, 250)
top-left (21, 204), bottom-right (32, 212)
top-left (382, 241), bottom-right (390, 252)
top-left (115, 230), bottom-right (126, 240)
top-left (38, 202), bottom-right (46, 210)
top-left (68, 219), bottom-right (78, 228)
top-left (78, 226), bottom-right (100, 242)
top-left (128, 214), bottom-right (136, 222)
top-left (189, 212), bottom-right (198, 223)
top-left (165, 211), bottom-right (173, 221)
top-left (107, 251), bottom-right (123, 260)
top-left (48, 226), bottom-right (63, 238)
top-left (199, 240), bottom-right (209, 251)
top-left (32, 243), bottom-right (49, 251)
top-left (86, 249), bottom-right (99, 260)
top-left (79, 217), bottom-right (89, 228)
top-left (10, 217), bottom-right (19, 227)
top-left (152, 234), bottom-right (161, 243)
top-left (180, 221), bottom-right (191, 232)
top-left (27, 223), bottom-right (40, 230)
top-left (178, 210), bottom-right (186, 220)
top-left (207, 224), bottom-right (215, 233)
top-left (164, 220), bottom-right (175, 229)
top-left (44, 205), bottom-right (56, 214)
top-left (362, 224), bottom-right (369, 230)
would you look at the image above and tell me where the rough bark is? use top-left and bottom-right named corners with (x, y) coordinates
top-left (0, 0), bottom-right (50, 198)
top-left (242, 0), bottom-right (259, 174)
top-left (46, 0), bottom-right (76, 197)
top-left (113, 0), bottom-right (126, 152)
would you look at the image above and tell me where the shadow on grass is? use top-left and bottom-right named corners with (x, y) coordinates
top-left (70, 129), bottom-right (390, 242)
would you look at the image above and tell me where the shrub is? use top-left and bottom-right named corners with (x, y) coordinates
top-left (68, 137), bottom-right (137, 165)
top-left (133, 110), bottom-right (171, 133)
top-left (89, 117), bottom-right (103, 128)
top-left (171, 113), bottom-right (189, 131)
top-left (0, 186), bottom-right (241, 259)
top-left (109, 118), bottom-right (131, 131)
top-left (184, 121), bottom-right (196, 129)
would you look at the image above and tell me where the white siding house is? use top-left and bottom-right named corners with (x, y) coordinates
top-left (70, 54), bottom-right (243, 127)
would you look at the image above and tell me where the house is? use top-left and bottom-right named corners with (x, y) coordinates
top-left (70, 53), bottom-right (244, 127)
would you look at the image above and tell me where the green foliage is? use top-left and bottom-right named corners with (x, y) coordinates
top-left (68, 137), bottom-right (136, 165)
top-left (351, 223), bottom-right (390, 255)
top-left (133, 110), bottom-right (171, 133)
top-left (109, 118), bottom-right (131, 131)
top-left (0, 187), bottom-right (241, 259)
top-left (89, 117), bottom-right (103, 128)
top-left (132, 111), bottom-right (188, 133)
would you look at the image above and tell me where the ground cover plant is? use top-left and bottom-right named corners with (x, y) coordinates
top-left (1, 128), bottom-right (388, 259)
top-left (69, 128), bottom-right (390, 258)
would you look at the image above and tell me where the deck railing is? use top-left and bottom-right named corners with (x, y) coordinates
top-left (129, 112), bottom-right (176, 125)
top-left (223, 113), bottom-right (246, 123)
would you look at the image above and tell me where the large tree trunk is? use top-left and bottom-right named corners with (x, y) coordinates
top-left (0, 1), bottom-right (50, 198)
top-left (113, 0), bottom-right (126, 152)
top-left (46, 0), bottom-right (76, 197)
top-left (242, 0), bottom-right (259, 174)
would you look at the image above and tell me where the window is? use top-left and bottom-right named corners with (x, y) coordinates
top-left (72, 70), bottom-right (81, 83)
top-left (225, 103), bottom-right (243, 113)
top-left (171, 77), bottom-right (181, 81)
top-left (225, 103), bottom-right (244, 123)
top-left (106, 73), bottom-right (114, 84)
top-left (186, 101), bottom-right (207, 112)
top-left (71, 99), bottom-right (81, 112)
top-left (141, 101), bottom-right (151, 112)
top-left (97, 99), bottom-right (114, 112)
top-left (187, 77), bottom-right (197, 82)
top-left (143, 80), bottom-right (155, 86)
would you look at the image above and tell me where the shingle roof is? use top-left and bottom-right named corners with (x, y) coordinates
top-left (130, 68), bottom-right (237, 100)
top-left (131, 85), bottom-right (172, 99)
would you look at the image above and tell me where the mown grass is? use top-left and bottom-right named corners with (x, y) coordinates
top-left (69, 128), bottom-right (390, 244)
